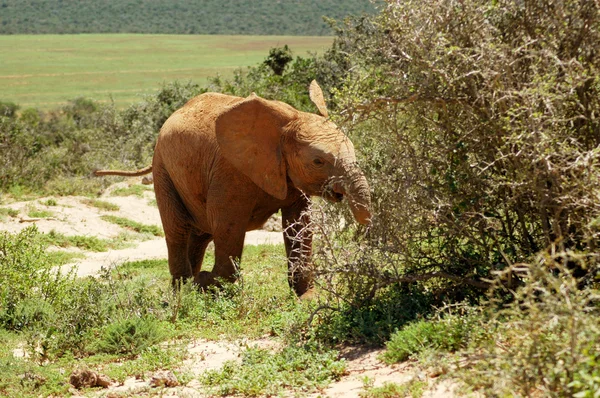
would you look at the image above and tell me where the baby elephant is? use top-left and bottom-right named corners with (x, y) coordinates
top-left (95, 81), bottom-right (371, 296)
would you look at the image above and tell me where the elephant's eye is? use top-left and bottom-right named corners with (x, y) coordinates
top-left (313, 158), bottom-right (325, 167)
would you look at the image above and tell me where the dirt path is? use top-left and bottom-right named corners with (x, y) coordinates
top-left (83, 343), bottom-right (458, 398)
top-left (1, 181), bottom-right (461, 397)
top-left (1, 181), bottom-right (284, 277)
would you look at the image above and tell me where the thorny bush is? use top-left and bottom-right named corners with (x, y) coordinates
top-left (309, 0), bottom-right (600, 342)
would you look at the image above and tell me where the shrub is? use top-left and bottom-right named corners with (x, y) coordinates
top-left (0, 227), bottom-right (76, 330)
top-left (92, 316), bottom-right (165, 356)
top-left (0, 101), bottom-right (19, 118)
top-left (0, 81), bottom-right (204, 194)
top-left (309, 0), bottom-right (600, 340)
top-left (209, 41), bottom-right (353, 113)
top-left (263, 45), bottom-right (293, 76)
top-left (360, 379), bottom-right (427, 398)
top-left (312, 280), bottom-right (435, 345)
top-left (461, 252), bottom-right (600, 396)
top-left (382, 305), bottom-right (482, 363)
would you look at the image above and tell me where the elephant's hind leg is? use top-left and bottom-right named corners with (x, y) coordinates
top-left (194, 221), bottom-right (247, 290)
top-left (153, 167), bottom-right (194, 287)
top-left (187, 231), bottom-right (213, 278)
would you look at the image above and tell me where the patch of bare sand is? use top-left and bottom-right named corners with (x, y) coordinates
top-left (0, 195), bottom-right (125, 238)
top-left (309, 347), bottom-right (461, 398)
top-left (87, 341), bottom-right (461, 397)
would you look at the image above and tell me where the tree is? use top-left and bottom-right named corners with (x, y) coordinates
top-left (263, 45), bottom-right (293, 76)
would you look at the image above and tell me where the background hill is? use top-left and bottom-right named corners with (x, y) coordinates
top-left (0, 0), bottom-right (377, 35)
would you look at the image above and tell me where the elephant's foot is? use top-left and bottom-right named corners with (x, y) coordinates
top-left (288, 267), bottom-right (314, 297)
top-left (194, 271), bottom-right (219, 291)
top-left (194, 270), bottom-right (237, 292)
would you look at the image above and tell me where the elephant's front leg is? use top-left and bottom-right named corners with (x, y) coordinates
top-left (282, 197), bottom-right (313, 296)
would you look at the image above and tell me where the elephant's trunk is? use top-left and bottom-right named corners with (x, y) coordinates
top-left (339, 161), bottom-right (372, 225)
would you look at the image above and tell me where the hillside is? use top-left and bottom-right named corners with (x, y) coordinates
top-left (0, 0), bottom-right (377, 35)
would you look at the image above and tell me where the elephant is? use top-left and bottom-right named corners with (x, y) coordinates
top-left (95, 81), bottom-right (371, 296)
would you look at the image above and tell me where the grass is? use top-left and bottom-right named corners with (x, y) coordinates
top-left (0, 207), bottom-right (19, 221)
top-left (41, 229), bottom-right (136, 252)
top-left (0, 226), bottom-right (323, 396)
top-left (81, 198), bottom-right (120, 211)
top-left (102, 345), bottom-right (190, 384)
top-left (360, 379), bottom-right (427, 398)
top-left (26, 206), bottom-right (54, 219)
top-left (42, 198), bottom-right (58, 206)
top-left (0, 357), bottom-right (74, 397)
top-left (101, 215), bottom-right (164, 237)
top-left (110, 184), bottom-right (152, 198)
top-left (111, 258), bottom-right (170, 280)
top-left (0, 34), bottom-right (333, 109)
top-left (45, 250), bottom-right (86, 266)
top-left (200, 345), bottom-right (346, 396)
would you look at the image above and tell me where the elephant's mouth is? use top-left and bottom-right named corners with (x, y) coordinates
top-left (322, 183), bottom-right (345, 203)
top-left (331, 191), bottom-right (344, 202)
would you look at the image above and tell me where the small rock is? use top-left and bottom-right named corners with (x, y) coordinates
top-left (428, 366), bottom-right (447, 378)
top-left (150, 371), bottom-right (179, 388)
top-left (69, 368), bottom-right (112, 389)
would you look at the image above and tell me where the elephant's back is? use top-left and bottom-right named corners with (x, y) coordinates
top-left (179, 92), bottom-right (244, 121)
top-left (157, 93), bottom-right (242, 141)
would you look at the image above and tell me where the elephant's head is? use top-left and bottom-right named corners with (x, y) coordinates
top-left (215, 81), bottom-right (372, 225)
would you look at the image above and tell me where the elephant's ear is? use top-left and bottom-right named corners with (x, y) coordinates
top-left (215, 94), bottom-right (296, 200)
top-left (309, 80), bottom-right (329, 118)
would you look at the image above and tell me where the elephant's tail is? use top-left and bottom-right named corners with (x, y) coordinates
top-left (94, 165), bottom-right (153, 177)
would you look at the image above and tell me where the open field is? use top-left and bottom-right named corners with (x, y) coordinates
top-left (0, 34), bottom-right (332, 109)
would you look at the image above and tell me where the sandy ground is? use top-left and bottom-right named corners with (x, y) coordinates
top-left (1, 180), bottom-right (462, 397)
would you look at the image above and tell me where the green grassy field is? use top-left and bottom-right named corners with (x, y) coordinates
top-left (0, 34), bottom-right (332, 109)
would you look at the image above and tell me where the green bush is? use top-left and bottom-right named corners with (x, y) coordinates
top-left (360, 379), bottom-right (427, 398)
top-left (0, 81), bottom-right (204, 194)
top-left (382, 305), bottom-right (482, 363)
top-left (263, 45), bottom-right (294, 76)
top-left (0, 227), bottom-right (76, 330)
top-left (0, 101), bottom-right (19, 118)
top-left (92, 316), bottom-right (166, 356)
top-left (209, 41), bottom-right (353, 113)
top-left (0, 228), bottom-right (173, 358)
top-left (313, 282), bottom-right (435, 345)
